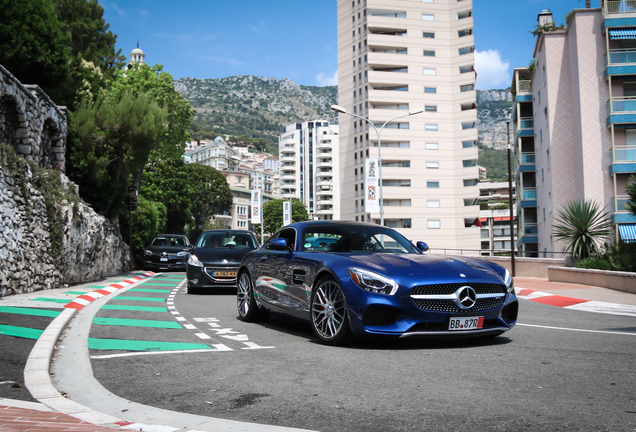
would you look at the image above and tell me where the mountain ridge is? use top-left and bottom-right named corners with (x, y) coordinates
top-left (175, 75), bottom-right (513, 157)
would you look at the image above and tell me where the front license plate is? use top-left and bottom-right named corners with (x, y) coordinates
top-left (160, 258), bottom-right (168, 262)
top-left (449, 316), bottom-right (484, 331)
top-left (214, 271), bottom-right (237, 277)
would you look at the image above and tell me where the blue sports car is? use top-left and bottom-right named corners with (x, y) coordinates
top-left (237, 221), bottom-right (518, 345)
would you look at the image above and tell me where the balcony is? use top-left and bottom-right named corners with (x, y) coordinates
top-left (604, 0), bottom-right (636, 16)
top-left (607, 97), bottom-right (636, 126)
top-left (610, 145), bottom-right (636, 174)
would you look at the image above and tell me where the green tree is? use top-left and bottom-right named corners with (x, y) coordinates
top-left (69, 89), bottom-right (168, 218)
top-left (140, 158), bottom-right (192, 233)
top-left (186, 163), bottom-right (233, 240)
top-left (260, 199), bottom-right (308, 234)
top-left (552, 200), bottom-right (613, 260)
top-left (54, 0), bottom-right (126, 107)
top-left (0, 0), bottom-right (71, 103)
top-left (110, 64), bottom-right (194, 166)
top-left (626, 175), bottom-right (636, 215)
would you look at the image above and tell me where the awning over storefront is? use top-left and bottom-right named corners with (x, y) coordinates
top-left (609, 28), bottom-right (636, 40)
top-left (479, 216), bottom-right (513, 223)
top-left (618, 223), bottom-right (636, 242)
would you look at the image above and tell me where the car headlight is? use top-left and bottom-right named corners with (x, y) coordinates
top-left (348, 267), bottom-right (398, 296)
top-left (187, 254), bottom-right (203, 267)
top-left (144, 250), bottom-right (152, 256)
top-left (176, 251), bottom-right (188, 257)
top-left (504, 268), bottom-right (514, 293)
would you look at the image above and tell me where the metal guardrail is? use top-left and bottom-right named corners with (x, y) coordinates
top-left (428, 248), bottom-right (569, 259)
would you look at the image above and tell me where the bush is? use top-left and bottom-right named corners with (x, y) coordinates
top-left (576, 257), bottom-right (613, 271)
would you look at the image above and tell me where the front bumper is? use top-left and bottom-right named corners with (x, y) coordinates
top-left (347, 286), bottom-right (519, 338)
top-left (144, 258), bottom-right (186, 270)
top-left (186, 264), bottom-right (239, 288)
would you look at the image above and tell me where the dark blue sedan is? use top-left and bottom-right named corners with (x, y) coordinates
top-left (237, 221), bottom-right (518, 345)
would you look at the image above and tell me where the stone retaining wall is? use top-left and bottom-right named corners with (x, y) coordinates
top-left (0, 65), bottom-right (129, 297)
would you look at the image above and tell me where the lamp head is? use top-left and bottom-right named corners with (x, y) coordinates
top-left (409, 108), bottom-right (425, 115)
top-left (330, 105), bottom-right (347, 114)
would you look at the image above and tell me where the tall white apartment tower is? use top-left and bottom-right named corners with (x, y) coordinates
top-left (279, 121), bottom-right (341, 221)
top-left (336, 0), bottom-right (481, 251)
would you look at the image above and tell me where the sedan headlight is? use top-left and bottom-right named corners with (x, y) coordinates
top-left (348, 267), bottom-right (398, 296)
top-left (144, 250), bottom-right (152, 256)
top-left (187, 254), bottom-right (203, 267)
top-left (504, 268), bottom-right (514, 293)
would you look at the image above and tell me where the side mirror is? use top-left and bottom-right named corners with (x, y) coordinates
top-left (416, 241), bottom-right (429, 252)
top-left (267, 238), bottom-right (289, 251)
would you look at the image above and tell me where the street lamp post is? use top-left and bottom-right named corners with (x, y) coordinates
top-left (330, 105), bottom-right (423, 226)
top-left (506, 117), bottom-right (516, 277)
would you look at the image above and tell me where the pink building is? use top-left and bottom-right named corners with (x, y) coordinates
top-left (511, 3), bottom-right (636, 257)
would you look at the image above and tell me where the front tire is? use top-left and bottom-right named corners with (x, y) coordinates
top-left (237, 271), bottom-right (263, 322)
top-left (310, 278), bottom-right (351, 345)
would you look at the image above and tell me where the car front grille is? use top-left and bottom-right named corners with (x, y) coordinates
top-left (410, 283), bottom-right (506, 313)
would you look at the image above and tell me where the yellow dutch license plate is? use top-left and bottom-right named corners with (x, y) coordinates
top-left (214, 271), bottom-right (237, 277)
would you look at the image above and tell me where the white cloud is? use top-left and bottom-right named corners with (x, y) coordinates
top-left (316, 70), bottom-right (338, 86)
top-left (474, 50), bottom-right (510, 90)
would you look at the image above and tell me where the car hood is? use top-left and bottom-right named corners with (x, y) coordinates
top-left (192, 247), bottom-right (254, 265)
top-left (346, 253), bottom-right (503, 281)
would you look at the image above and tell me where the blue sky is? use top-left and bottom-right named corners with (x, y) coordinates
top-left (102, 0), bottom-right (596, 90)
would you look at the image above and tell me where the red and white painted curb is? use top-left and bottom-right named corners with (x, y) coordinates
top-left (64, 272), bottom-right (156, 310)
top-left (515, 288), bottom-right (636, 318)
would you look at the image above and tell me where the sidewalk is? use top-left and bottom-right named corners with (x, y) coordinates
top-left (0, 277), bottom-right (634, 431)
top-left (0, 399), bottom-right (121, 431)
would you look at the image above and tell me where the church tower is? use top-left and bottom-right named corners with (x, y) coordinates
top-left (127, 41), bottom-right (145, 68)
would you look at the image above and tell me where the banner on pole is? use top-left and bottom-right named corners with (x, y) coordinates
top-left (283, 201), bottom-right (291, 226)
top-left (365, 158), bottom-right (380, 213)
top-left (251, 189), bottom-right (262, 224)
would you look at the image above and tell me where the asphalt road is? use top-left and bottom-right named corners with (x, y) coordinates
top-left (59, 271), bottom-right (636, 432)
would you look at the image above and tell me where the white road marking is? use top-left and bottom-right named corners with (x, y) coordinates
top-left (517, 323), bottom-right (636, 336)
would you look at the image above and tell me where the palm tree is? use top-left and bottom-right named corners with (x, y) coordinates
top-left (552, 200), bottom-right (613, 260)
top-left (627, 175), bottom-right (636, 216)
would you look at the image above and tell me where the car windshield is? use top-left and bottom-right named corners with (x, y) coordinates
top-left (196, 232), bottom-right (257, 249)
top-left (301, 225), bottom-right (419, 254)
top-left (152, 236), bottom-right (187, 247)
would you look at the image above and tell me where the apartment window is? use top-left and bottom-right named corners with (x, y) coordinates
top-left (463, 178), bottom-right (478, 186)
top-left (380, 141), bottom-right (410, 148)
top-left (457, 10), bottom-right (472, 19)
top-left (425, 105), bottom-right (437, 112)
top-left (369, 9), bottom-right (406, 18)
top-left (385, 122), bottom-right (410, 129)
top-left (427, 200), bottom-right (440, 208)
top-left (424, 50), bottom-right (436, 56)
top-left (461, 121), bottom-right (476, 130)
top-left (427, 181), bottom-right (440, 188)
top-left (426, 161), bottom-right (439, 169)
top-left (426, 142), bottom-right (439, 150)
top-left (424, 87), bottom-right (437, 94)
top-left (463, 159), bottom-right (477, 167)
top-left (383, 160), bottom-right (411, 167)
top-left (383, 179), bottom-right (411, 187)
top-left (458, 46), bottom-right (474, 55)
top-left (422, 14), bottom-right (434, 20)
top-left (462, 140), bottom-right (475, 148)
top-left (422, 0), bottom-right (433, 2)
top-left (428, 220), bottom-right (441, 229)
top-left (374, 85), bottom-right (408, 91)
top-left (384, 199), bottom-right (411, 207)
top-left (386, 219), bottom-right (412, 228)
top-left (459, 65), bottom-right (474, 74)
top-left (423, 32), bottom-right (435, 38)
top-left (460, 84), bottom-right (474, 92)
top-left (425, 123), bottom-right (438, 131)
top-left (458, 28), bottom-right (473, 37)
